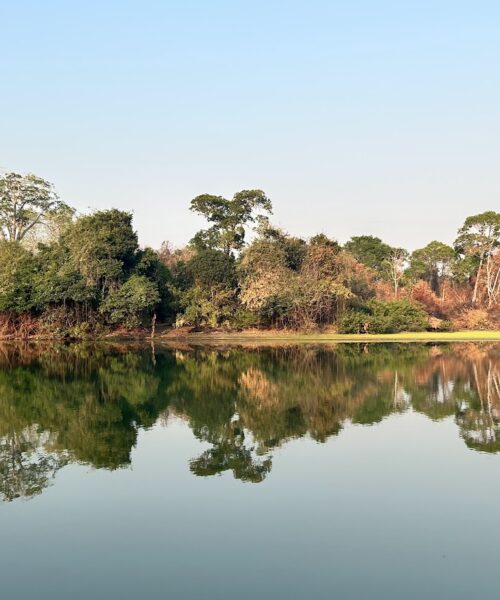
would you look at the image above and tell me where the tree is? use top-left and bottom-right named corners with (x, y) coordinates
top-left (32, 241), bottom-right (94, 310)
top-left (256, 221), bottom-right (307, 271)
top-left (190, 189), bottom-right (272, 254)
top-left (0, 241), bottom-right (36, 313)
top-left (29, 209), bottom-right (146, 330)
top-left (344, 235), bottom-right (393, 278)
top-left (133, 247), bottom-right (173, 321)
top-left (293, 241), bottom-right (355, 327)
top-left (0, 172), bottom-right (70, 242)
top-left (62, 209), bottom-right (139, 295)
top-left (455, 211), bottom-right (500, 305)
top-left (409, 241), bottom-right (455, 297)
top-left (385, 248), bottom-right (408, 298)
top-left (22, 204), bottom-right (75, 251)
top-left (173, 249), bottom-right (239, 328)
top-left (187, 249), bottom-right (237, 290)
top-left (309, 233), bottom-right (340, 250)
top-left (238, 238), bottom-right (293, 317)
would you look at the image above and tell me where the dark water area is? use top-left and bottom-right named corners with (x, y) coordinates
top-left (1, 342), bottom-right (500, 598)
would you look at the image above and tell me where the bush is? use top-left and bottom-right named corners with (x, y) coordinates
top-left (176, 285), bottom-right (237, 329)
top-left (258, 294), bottom-right (294, 326)
top-left (99, 275), bottom-right (160, 328)
top-left (337, 305), bottom-right (371, 334)
top-left (231, 309), bottom-right (260, 329)
top-left (338, 300), bottom-right (428, 334)
top-left (453, 308), bottom-right (490, 330)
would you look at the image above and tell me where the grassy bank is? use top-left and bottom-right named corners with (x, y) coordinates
top-left (163, 330), bottom-right (500, 343)
top-left (2, 328), bottom-right (500, 344)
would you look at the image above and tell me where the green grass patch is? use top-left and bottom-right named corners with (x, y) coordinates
top-left (181, 330), bottom-right (500, 343)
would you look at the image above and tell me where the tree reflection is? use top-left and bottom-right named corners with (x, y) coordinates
top-left (0, 341), bottom-right (499, 499)
top-left (190, 421), bottom-right (272, 483)
top-left (0, 426), bottom-right (69, 501)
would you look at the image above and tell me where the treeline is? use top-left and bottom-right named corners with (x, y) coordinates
top-left (0, 171), bottom-right (499, 336)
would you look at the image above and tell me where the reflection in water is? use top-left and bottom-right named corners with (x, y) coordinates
top-left (0, 342), bottom-right (499, 500)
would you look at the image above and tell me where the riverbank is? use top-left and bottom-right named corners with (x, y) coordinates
top-left (2, 327), bottom-right (500, 344)
top-left (151, 329), bottom-right (500, 343)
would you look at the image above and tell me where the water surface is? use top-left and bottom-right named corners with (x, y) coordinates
top-left (1, 342), bottom-right (500, 599)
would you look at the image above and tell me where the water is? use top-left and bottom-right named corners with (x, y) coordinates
top-left (1, 342), bottom-right (500, 599)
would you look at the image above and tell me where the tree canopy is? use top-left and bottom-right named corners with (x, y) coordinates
top-left (344, 235), bottom-right (393, 277)
top-left (0, 172), bottom-right (70, 242)
top-left (190, 189), bottom-right (272, 254)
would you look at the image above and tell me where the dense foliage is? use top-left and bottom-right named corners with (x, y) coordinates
top-left (338, 300), bottom-right (428, 334)
top-left (0, 171), bottom-right (499, 337)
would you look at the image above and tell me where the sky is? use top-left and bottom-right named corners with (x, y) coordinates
top-left (1, 0), bottom-right (499, 250)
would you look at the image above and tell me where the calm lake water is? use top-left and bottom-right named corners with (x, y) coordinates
top-left (1, 342), bottom-right (500, 599)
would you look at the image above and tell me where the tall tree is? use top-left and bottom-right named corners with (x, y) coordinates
top-left (61, 209), bottom-right (139, 294)
top-left (409, 241), bottom-right (455, 297)
top-left (0, 172), bottom-right (69, 242)
top-left (385, 248), bottom-right (408, 298)
top-left (190, 189), bottom-right (272, 254)
top-left (454, 211), bottom-right (500, 305)
top-left (344, 235), bottom-right (393, 278)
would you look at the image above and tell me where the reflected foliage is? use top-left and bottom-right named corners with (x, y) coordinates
top-left (0, 342), bottom-right (499, 499)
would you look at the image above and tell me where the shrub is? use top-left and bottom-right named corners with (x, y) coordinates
top-left (258, 294), bottom-right (294, 326)
top-left (439, 320), bottom-right (453, 331)
top-left (453, 309), bottom-right (490, 330)
top-left (338, 300), bottom-right (428, 334)
top-left (176, 285), bottom-right (237, 329)
top-left (232, 308), bottom-right (260, 329)
top-left (410, 280), bottom-right (441, 316)
top-left (99, 275), bottom-right (160, 328)
top-left (337, 305), bottom-right (371, 334)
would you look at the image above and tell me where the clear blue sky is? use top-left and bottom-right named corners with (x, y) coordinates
top-left (2, 0), bottom-right (499, 250)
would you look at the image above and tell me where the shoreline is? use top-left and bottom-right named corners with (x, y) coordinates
top-left (2, 330), bottom-right (500, 344)
top-left (158, 330), bottom-right (500, 343)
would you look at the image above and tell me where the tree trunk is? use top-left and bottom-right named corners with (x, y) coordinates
top-left (472, 255), bottom-right (483, 304)
top-left (151, 312), bottom-right (157, 339)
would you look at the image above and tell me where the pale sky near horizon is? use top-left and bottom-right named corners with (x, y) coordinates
top-left (1, 1), bottom-right (499, 250)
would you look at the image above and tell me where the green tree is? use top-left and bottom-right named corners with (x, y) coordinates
top-left (409, 241), bottom-right (455, 296)
top-left (454, 211), bottom-right (500, 305)
top-left (174, 249), bottom-right (239, 328)
top-left (344, 235), bottom-right (393, 277)
top-left (187, 249), bottom-right (237, 289)
top-left (256, 222), bottom-right (307, 271)
top-left (190, 189), bottom-right (272, 254)
top-left (0, 241), bottom-right (36, 312)
top-left (0, 172), bottom-right (70, 242)
top-left (32, 241), bottom-right (94, 310)
top-left (62, 209), bottom-right (139, 295)
top-left (133, 247), bottom-right (173, 320)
